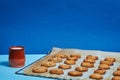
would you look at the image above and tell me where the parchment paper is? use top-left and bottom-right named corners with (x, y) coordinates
top-left (22, 47), bottom-right (120, 80)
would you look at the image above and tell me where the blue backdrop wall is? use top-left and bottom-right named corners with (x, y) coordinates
top-left (0, 0), bottom-right (120, 54)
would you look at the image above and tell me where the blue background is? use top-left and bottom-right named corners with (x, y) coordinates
top-left (0, 0), bottom-right (120, 54)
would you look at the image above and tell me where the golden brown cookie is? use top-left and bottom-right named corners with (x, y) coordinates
top-left (49, 68), bottom-right (64, 75)
top-left (75, 67), bottom-right (88, 72)
top-left (117, 67), bottom-right (120, 71)
top-left (89, 73), bottom-right (103, 79)
top-left (104, 57), bottom-right (116, 62)
top-left (113, 71), bottom-right (120, 76)
top-left (86, 55), bottom-right (98, 60)
top-left (41, 61), bottom-right (56, 67)
top-left (54, 53), bottom-right (67, 58)
top-left (58, 64), bottom-right (71, 69)
top-left (68, 71), bottom-right (82, 76)
top-left (81, 62), bottom-right (94, 68)
top-left (32, 66), bottom-right (48, 73)
top-left (55, 50), bottom-right (68, 58)
top-left (112, 76), bottom-right (120, 80)
top-left (100, 60), bottom-right (113, 66)
top-left (70, 54), bottom-right (81, 58)
top-left (64, 60), bottom-right (76, 65)
top-left (84, 58), bottom-right (96, 63)
top-left (48, 57), bottom-right (62, 63)
top-left (67, 56), bottom-right (78, 61)
top-left (98, 64), bottom-right (110, 70)
top-left (94, 69), bottom-right (106, 75)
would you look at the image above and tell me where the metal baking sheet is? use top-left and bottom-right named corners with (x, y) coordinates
top-left (16, 47), bottom-right (120, 80)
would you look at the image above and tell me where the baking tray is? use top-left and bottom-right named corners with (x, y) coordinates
top-left (16, 47), bottom-right (120, 80)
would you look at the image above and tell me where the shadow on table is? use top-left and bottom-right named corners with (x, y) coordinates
top-left (0, 61), bottom-right (9, 67)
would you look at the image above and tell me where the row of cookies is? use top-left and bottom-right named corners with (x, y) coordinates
top-left (32, 51), bottom-right (118, 80)
top-left (32, 54), bottom-right (99, 76)
top-left (32, 52), bottom-right (66, 73)
top-left (89, 57), bottom-right (116, 79)
top-left (64, 53), bottom-right (81, 65)
top-left (81, 55), bottom-right (98, 68)
top-left (32, 53), bottom-right (81, 74)
top-left (112, 66), bottom-right (120, 80)
top-left (32, 53), bottom-right (95, 76)
top-left (66, 55), bottom-right (99, 77)
top-left (49, 53), bottom-right (87, 76)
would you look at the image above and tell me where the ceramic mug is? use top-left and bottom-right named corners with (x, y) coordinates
top-left (9, 46), bottom-right (25, 68)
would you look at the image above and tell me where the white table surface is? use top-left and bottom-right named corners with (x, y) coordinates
top-left (0, 54), bottom-right (54, 80)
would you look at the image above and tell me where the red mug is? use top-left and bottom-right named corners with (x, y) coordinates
top-left (9, 46), bottom-right (25, 68)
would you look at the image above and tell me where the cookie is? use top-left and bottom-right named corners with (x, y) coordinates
top-left (48, 57), bottom-right (62, 63)
top-left (113, 71), bottom-right (120, 76)
top-left (84, 58), bottom-right (96, 63)
top-left (112, 76), bottom-right (120, 80)
top-left (58, 64), bottom-right (71, 69)
top-left (55, 50), bottom-right (68, 58)
top-left (98, 64), bottom-right (110, 70)
top-left (117, 67), bottom-right (120, 71)
top-left (81, 62), bottom-right (94, 68)
top-left (64, 60), bottom-right (76, 65)
top-left (94, 69), bottom-right (106, 75)
top-left (75, 67), bottom-right (88, 72)
top-left (100, 60), bottom-right (113, 66)
top-left (89, 73), bottom-right (103, 79)
top-left (67, 56), bottom-right (78, 61)
top-left (68, 71), bottom-right (82, 76)
top-left (32, 66), bottom-right (48, 73)
top-left (41, 61), bottom-right (56, 67)
top-left (104, 57), bottom-right (116, 62)
top-left (70, 54), bottom-right (81, 58)
top-left (49, 68), bottom-right (64, 75)
top-left (86, 55), bottom-right (98, 60)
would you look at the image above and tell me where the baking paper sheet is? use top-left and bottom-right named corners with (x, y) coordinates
top-left (16, 47), bottom-right (120, 80)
